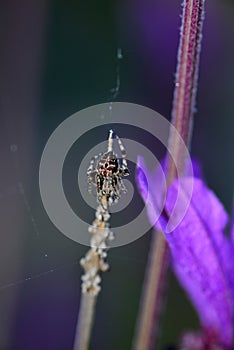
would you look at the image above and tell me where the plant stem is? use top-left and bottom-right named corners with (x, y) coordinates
top-left (73, 294), bottom-right (97, 350)
top-left (169, 0), bottom-right (205, 175)
top-left (133, 232), bottom-right (169, 350)
top-left (73, 130), bottom-right (129, 349)
top-left (73, 204), bottom-right (110, 350)
top-left (133, 1), bottom-right (205, 349)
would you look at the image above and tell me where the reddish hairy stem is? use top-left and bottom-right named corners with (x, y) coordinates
top-left (168, 0), bottom-right (205, 177)
top-left (133, 1), bottom-right (205, 349)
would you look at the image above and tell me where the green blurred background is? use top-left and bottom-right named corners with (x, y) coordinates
top-left (0, 0), bottom-right (233, 349)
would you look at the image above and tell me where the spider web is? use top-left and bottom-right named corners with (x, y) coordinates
top-left (0, 49), bottom-right (144, 294)
top-left (0, 143), bottom-right (80, 293)
top-left (0, 162), bottom-right (143, 293)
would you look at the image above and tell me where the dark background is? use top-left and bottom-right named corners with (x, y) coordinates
top-left (0, 0), bottom-right (233, 349)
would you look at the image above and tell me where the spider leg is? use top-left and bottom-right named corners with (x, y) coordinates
top-left (87, 155), bottom-right (97, 193)
top-left (87, 153), bottom-right (102, 193)
top-left (118, 175), bottom-right (127, 194)
top-left (87, 171), bottom-right (97, 193)
top-left (96, 174), bottom-right (105, 205)
top-left (87, 153), bottom-right (104, 175)
top-left (116, 135), bottom-right (129, 175)
top-left (87, 155), bottom-right (97, 176)
top-left (107, 129), bottom-right (114, 152)
top-left (110, 175), bottom-right (120, 202)
top-left (118, 167), bottom-right (129, 177)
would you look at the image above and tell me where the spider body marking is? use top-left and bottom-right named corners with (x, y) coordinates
top-left (87, 130), bottom-right (129, 206)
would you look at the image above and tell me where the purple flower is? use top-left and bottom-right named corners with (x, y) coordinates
top-left (137, 157), bottom-right (234, 349)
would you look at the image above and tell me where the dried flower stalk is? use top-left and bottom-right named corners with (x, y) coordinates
top-left (133, 1), bottom-right (205, 349)
top-left (73, 202), bottom-right (113, 350)
top-left (73, 130), bottom-right (129, 350)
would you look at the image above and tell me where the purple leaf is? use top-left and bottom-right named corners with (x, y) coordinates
top-left (165, 178), bottom-right (234, 348)
top-left (137, 156), bottom-right (202, 233)
top-left (136, 156), bottom-right (167, 231)
top-left (136, 158), bottom-right (234, 348)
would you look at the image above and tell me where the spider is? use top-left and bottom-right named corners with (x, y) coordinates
top-left (87, 130), bottom-right (129, 207)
